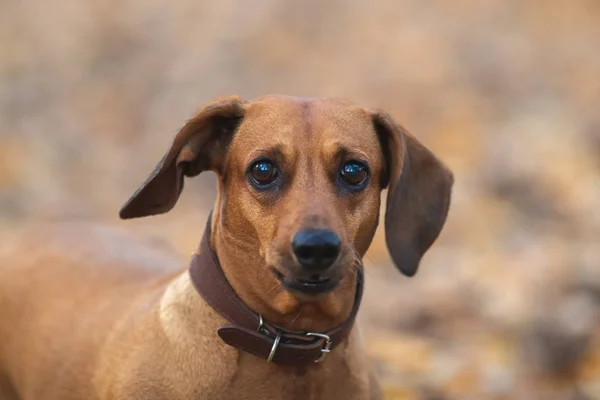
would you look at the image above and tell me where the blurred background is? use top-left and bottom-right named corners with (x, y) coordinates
top-left (1, 0), bottom-right (599, 398)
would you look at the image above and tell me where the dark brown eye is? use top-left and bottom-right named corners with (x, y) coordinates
top-left (340, 161), bottom-right (368, 188)
top-left (249, 160), bottom-right (279, 187)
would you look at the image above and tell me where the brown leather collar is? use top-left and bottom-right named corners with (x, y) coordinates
top-left (188, 214), bottom-right (364, 366)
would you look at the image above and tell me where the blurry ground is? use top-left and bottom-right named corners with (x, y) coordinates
top-left (1, 0), bottom-right (599, 398)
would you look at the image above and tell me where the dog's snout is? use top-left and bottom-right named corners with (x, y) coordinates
top-left (292, 229), bottom-right (341, 270)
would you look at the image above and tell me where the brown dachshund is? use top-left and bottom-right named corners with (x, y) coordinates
top-left (0, 95), bottom-right (453, 399)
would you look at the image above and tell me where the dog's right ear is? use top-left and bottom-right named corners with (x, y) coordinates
top-left (119, 96), bottom-right (245, 219)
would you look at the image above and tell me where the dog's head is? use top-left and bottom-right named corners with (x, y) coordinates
top-left (120, 95), bottom-right (453, 323)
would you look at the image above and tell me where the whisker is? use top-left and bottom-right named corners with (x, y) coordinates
top-left (349, 250), bottom-right (373, 278)
top-left (264, 281), bottom-right (282, 297)
top-left (290, 310), bottom-right (302, 325)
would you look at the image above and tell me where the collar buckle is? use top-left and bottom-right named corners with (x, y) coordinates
top-left (258, 314), bottom-right (332, 363)
top-left (305, 332), bottom-right (332, 363)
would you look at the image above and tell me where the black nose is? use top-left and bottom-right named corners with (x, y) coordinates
top-left (292, 229), bottom-right (341, 271)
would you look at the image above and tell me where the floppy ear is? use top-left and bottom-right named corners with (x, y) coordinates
top-left (119, 96), bottom-right (245, 219)
top-left (372, 111), bottom-right (454, 277)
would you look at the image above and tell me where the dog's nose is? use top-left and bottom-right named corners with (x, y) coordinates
top-left (292, 229), bottom-right (341, 271)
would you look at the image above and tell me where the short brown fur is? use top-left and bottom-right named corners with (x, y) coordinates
top-left (0, 95), bottom-right (453, 399)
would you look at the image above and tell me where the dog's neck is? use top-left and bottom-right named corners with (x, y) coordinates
top-left (205, 209), bottom-right (358, 333)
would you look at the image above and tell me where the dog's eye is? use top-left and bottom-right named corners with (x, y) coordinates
top-left (340, 161), bottom-right (369, 188)
top-left (249, 160), bottom-right (279, 187)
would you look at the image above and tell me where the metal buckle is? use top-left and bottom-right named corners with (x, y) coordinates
top-left (258, 315), bottom-right (332, 364)
top-left (305, 332), bottom-right (332, 363)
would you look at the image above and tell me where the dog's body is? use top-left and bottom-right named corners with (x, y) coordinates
top-left (0, 95), bottom-right (453, 399)
top-left (0, 223), bottom-right (374, 400)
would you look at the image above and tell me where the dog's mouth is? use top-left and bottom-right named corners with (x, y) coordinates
top-left (270, 268), bottom-right (339, 296)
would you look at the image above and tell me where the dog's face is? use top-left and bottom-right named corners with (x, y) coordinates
top-left (119, 95), bottom-right (453, 324)
top-left (221, 97), bottom-right (385, 298)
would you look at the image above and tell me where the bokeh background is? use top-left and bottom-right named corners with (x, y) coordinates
top-left (1, 0), bottom-right (599, 398)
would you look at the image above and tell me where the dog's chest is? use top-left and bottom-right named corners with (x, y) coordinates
top-left (198, 356), bottom-right (371, 400)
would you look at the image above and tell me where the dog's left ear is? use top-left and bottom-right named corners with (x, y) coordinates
top-left (119, 96), bottom-right (246, 219)
top-left (372, 110), bottom-right (454, 277)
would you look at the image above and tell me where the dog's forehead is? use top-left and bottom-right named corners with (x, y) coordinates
top-left (234, 95), bottom-right (380, 152)
top-left (246, 95), bottom-right (365, 122)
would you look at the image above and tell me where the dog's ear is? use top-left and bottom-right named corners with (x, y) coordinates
top-left (372, 110), bottom-right (454, 277)
top-left (119, 96), bottom-right (245, 219)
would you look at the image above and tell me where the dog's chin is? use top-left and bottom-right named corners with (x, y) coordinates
top-left (270, 268), bottom-right (340, 299)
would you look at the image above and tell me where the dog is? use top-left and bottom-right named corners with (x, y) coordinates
top-left (0, 95), bottom-right (453, 399)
